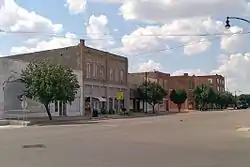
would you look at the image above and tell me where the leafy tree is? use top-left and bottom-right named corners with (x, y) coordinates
top-left (194, 84), bottom-right (209, 110)
top-left (137, 81), bottom-right (167, 113)
top-left (170, 89), bottom-right (187, 112)
top-left (207, 87), bottom-right (217, 109)
top-left (21, 60), bottom-right (80, 120)
top-left (215, 91), bottom-right (235, 109)
top-left (216, 93), bottom-right (227, 109)
top-left (238, 94), bottom-right (250, 106)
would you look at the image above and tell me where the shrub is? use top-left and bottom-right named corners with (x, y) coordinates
top-left (92, 109), bottom-right (99, 117)
top-left (108, 109), bottom-right (115, 115)
top-left (100, 108), bottom-right (107, 115)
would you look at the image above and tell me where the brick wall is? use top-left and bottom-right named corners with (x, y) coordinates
top-left (129, 71), bottom-right (226, 112)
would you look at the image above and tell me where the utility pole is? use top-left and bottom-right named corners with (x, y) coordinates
top-left (145, 71), bottom-right (148, 113)
top-left (234, 89), bottom-right (242, 109)
top-left (79, 39), bottom-right (85, 116)
top-left (234, 90), bottom-right (237, 109)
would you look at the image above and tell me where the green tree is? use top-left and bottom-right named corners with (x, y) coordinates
top-left (216, 93), bottom-right (227, 109)
top-left (137, 81), bottom-right (167, 113)
top-left (238, 94), bottom-right (250, 106)
top-left (170, 89), bottom-right (187, 112)
top-left (216, 91), bottom-right (235, 109)
top-left (207, 87), bottom-right (216, 109)
top-left (194, 84), bottom-right (209, 110)
top-left (21, 60), bottom-right (80, 120)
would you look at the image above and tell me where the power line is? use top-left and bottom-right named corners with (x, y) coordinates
top-left (134, 32), bottom-right (246, 56)
top-left (1, 29), bottom-right (250, 40)
top-left (0, 29), bottom-right (248, 57)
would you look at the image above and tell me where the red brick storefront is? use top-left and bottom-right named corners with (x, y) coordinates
top-left (129, 71), bottom-right (225, 112)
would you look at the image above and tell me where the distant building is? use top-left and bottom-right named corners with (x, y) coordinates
top-left (129, 71), bottom-right (225, 112)
top-left (0, 40), bottom-right (129, 118)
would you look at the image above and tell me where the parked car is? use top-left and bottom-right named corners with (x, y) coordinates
top-left (237, 103), bottom-right (248, 109)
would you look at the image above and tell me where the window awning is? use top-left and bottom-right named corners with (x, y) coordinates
top-left (97, 97), bottom-right (106, 102)
top-left (85, 96), bottom-right (107, 102)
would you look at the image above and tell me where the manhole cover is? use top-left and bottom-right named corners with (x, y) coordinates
top-left (22, 144), bottom-right (46, 149)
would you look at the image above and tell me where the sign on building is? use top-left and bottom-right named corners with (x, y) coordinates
top-left (116, 91), bottom-right (124, 100)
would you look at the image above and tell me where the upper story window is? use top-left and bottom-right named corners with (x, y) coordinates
top-left (217, 78), bottom-right (220, 84)
top-left (93, 62), bottom-right (98, 78)
top-left (115, 68), bottom-right (119, 82)
top-left (221, 79), bottom-right (224, 85)
top-left (164, 80), bottom-right (168, 90)
top-left (161, 79), bottom-right (164, 88)
top-left (86, 63), bottom-right (91, 78)
top-left (109, 68), bottom-right (114, 81)
top-left (189, 80), bottom-right (195, 89)
top-left (120, 70), bottom-right (124, 83)
top-left (208, 78), bottom-right (213, 84)
top-left (99, 65), bottom-right (104, 79)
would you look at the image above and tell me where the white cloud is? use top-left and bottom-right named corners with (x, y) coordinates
top-left (24, 38), bottom-right (40, 45)
top-left (212, 53), bottom-right (250, 93)
top-left (119, 0), bottom-right (248, 23)
top-left (86, 15), bottom-right (115, 49)
top-left (171, 69), bottom-right (207, 76)
top-left (65, 0), bottom-right (87, 14)
top-left (0, 0), bottom-right (63, 33)
top-left (118, 17), bottom-right (223, 55)
top-left (184, 39), bottom-right (211, 55)
top-left (136, 60), bottom-right (162, 72)
top-left (10, 32), bottom-right (78, 54)
top-left (220, 26), bottom-right (250, 53)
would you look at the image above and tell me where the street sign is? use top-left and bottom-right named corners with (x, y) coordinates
top-left (116, 91), bottom-right (124, 100)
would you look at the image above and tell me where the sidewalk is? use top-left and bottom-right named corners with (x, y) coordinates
top-left (5, 109), bottom-right (232, 126)
top-left (14, 111), bottom-right (181, 126)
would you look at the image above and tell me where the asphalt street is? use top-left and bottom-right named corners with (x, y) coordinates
top-left (0, 110), bottom-right (250, 167)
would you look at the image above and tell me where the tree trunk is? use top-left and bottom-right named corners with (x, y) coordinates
top-left (45, 104), bottom-right (52, 120)
top-left (177, 104), bottom-right (181, 112)
top-left (152, 104), bottom-right (155, 114)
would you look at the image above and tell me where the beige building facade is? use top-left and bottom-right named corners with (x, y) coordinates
top-left (0, 40), bottom-right (129, 118)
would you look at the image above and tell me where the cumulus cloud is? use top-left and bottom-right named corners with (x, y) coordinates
top-left (0, 0), bottom-right (63, 33)
top-left (136, 60), bottom-right (162, 72)
top-left (118, 0), bottom-right (248, 23)
top-left (118, 17), bottom-right (224, 56)
top-left (220, 26), bottom-right (250, 53)
top-left (10, 32), bottom-right (78, 54)
top-left (171, 69), bottom-right (207, 76)
top-left (65, 0), bottom-right (87, 14)
top-left (212, 53), bottom-right (250, 93)
top-left (86, 15), bottom-right (115, 49)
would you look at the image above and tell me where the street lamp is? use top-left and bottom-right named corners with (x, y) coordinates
top-left (225, 16), bottom-right (250, 29)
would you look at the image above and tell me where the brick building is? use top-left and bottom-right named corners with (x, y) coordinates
top-left (168, 73), bottom-right (225, 111)
top-left (129, 71), bottom-right (225, 112)
top-left (0, 40), bottom-right (129, 118)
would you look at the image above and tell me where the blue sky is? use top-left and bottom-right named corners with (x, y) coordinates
top-left (1, 0), bottom-right (250, 92)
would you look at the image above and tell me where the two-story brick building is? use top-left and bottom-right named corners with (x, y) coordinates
top-left (168, 73), bottom-right (225, 111)
top-left (0, 40), bottom-right (129, 118)
top-left (129, 71), bottom-right (225, 112)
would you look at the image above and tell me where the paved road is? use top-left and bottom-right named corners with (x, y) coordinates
top-left (1, 110), bottom-right (250, 167)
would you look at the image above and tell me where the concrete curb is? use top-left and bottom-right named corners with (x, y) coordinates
top-left (0, 120), bottom-right (10, 126)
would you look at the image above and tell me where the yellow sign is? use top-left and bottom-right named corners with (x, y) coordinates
top-left (116, 91), bottom-right (124, 100)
